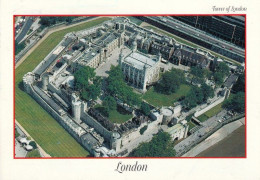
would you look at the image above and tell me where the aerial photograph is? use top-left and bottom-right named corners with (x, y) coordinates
top-left (14, 15), bottom-right (246, 158)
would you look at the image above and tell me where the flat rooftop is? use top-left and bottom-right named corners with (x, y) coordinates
top-left (124, 52), bottom-right (157, 70)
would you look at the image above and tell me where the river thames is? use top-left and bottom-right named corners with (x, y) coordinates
top-left (197, 125), bottom-right (245, 157)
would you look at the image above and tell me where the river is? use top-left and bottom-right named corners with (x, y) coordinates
top-left (196, 125), bottom-right (245, 157)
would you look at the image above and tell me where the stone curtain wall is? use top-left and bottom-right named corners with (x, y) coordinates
top-left (80, 111), bottom-right (112, 142)
top-left (194, 96), bottom-right (225, 117)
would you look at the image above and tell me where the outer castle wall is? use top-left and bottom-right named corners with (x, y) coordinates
top-left (28, 85), bottom-right (83, 141)
top-left (23, 81), bottom-right (101, 154)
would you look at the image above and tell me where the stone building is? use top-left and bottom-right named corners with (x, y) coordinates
top-left (149, 42), bottom-right (174, 60)
top-left (172, 44), bottom-right (214, 69)
top-left (119, 49), bottom-right (161, 92)
top-left (77, 30), bottom-right (124, 69)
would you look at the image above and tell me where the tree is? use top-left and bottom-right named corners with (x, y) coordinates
top-left (29, 141), bottom-right (37, 149)
top-left (190, 66), bottom-right (205, 84)
top-left (223, 92), bottom-right (245, 113)
top-left (103, 96), bottom-right (117, 111)
top-left (212, 62), bottom-right (230, 86)
top-left (232, 73), bottom-right (245, 93)
top-left (141, 102), bottom-right (151, 116)
top-left (201, 83), bottom-right (214, 101)
top-left (74, 66), bottom-right (101, 101)
top-left (130, 131), bottom-right (176, 157)
top-left (183, 92), bottom-right (197, 110)
top-left (139, 125), bottom-right (148, 135)
top-left (213, 72), bottom-right (225, 86)
top-left (216, 62), bottom-right (230, 76)
top-left (15, 40), bottom-right (25, 55)
top-left (155, 69), bottom-right (185, 94)
top-left (182, 87), bottom-right (205, 110)
top-left (106, 65), bottom-right (141, 108)
top-left (39, 16), bottom-right (77, 26)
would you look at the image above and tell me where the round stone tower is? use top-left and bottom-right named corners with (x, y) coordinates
top-left (110, 132), bottom-right (121, 152)
top-left (23, 72), bottom-right (35, 94)
top-left (161, 107), bottom-right (174, 125)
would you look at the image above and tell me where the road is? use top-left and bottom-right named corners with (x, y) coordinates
top-left (16, 17), bottom-right (34, 44)
top-left (174, 109), bottom-right (227, 154)
top-left (183, 118), bottom-right (245, 157)
top-left (151, 16), bottom-right (245, 57)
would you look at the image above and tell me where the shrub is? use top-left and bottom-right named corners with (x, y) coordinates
top-left (140, 125), bottom-right (148, 135)
top-left (29, 141), bottom-right (37, 149)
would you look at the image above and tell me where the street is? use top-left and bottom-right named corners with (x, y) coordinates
top-left (174, 109), bottom-right (227, 154)
top-left (151, 16), bottom-right (244, 56)
top-left (16, 17), bottom-right (34, 44)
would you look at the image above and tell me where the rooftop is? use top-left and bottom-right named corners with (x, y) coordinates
top-left (224, 74), bottom-right (238, 89)
top-left (124, 52), bottom-right (157, 70)
top-left (80, 133), bottom-right (100, 147)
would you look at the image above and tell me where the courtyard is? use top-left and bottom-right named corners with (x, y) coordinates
top-left (95, 104), bottom-right (133, 124)
top-left (142, 84), bottom-right (191, 107)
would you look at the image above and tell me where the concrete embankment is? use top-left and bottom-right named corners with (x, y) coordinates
top-left (182, 118), bottom-right (245, 157)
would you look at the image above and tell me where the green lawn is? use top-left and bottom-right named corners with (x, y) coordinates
top-left (26, 149), bottom-right (41, 157)
top-left (197, 103), bottom-right (223, 122)
top-left (143, 25), bottom-right (241, 66)
top-left (95, 105), bottom-right (132, 124)
top-left (108, 106), bottom-right (133, 124)
top-left (187, 121), bottom-right (196, 130)
top-left (15, 17), bottom-right (111, 157)
top-left (143, 84), bottom-right (191, 107)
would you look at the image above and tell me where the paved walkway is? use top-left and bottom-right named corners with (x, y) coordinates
top-left (15, 120), bottom-right (51, 157)
top-left (15, 139), bottom-right (27, 157)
